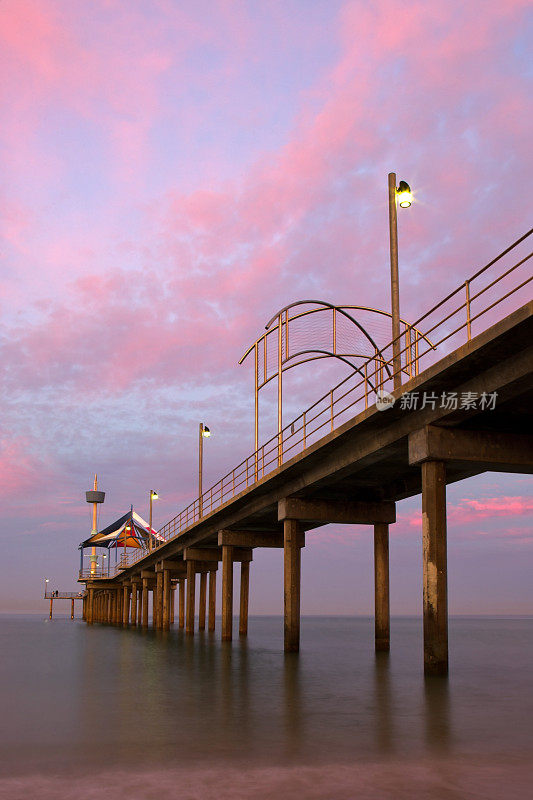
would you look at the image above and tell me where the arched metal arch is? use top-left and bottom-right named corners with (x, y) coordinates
top-left (239, 300), bottom-right (434, 465)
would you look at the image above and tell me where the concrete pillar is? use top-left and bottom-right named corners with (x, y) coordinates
top-left (186, 561), bottom-right (196, 634)
top-left (87, 589), bottom-right (94, 624)
top-left (154, 571), bottom-right (162, 629)
top-left (198, 572), bottom-right (207, 630)
top-left (284, 518), bottom-right (301, 652)
top-left (117, 589), bottom-right (124, 625)
top-left (222, 545), bottom-right (233, 641)
top-left (374, 523), bottom-right (390, 652)
top-left (137, 586), bottom-right (142, 626)
top-left (106, 593), bottom-right (111, 624)
top-left (208, 570), bottom-right (216, 632)
top-left (171, 585), bottom-right (175, 624)
top-left (49, 597), bottom-right (53, 620)
top-left (162, 569), bottom-right (171, 630)
top-left (71, 598), bottom-right (75, 620)
top-left (131, 583), bottom-right (138, 626)
top-left (123, 586), bottom-right (130, 626)
top-left (422, 460), bottom-right (448, 676)
top-left (178, 578), bottom-right (185, 629)
top-left (142, 579), bottom-right (149, 628)
top-left (239, 561), bottom-right (249, 636)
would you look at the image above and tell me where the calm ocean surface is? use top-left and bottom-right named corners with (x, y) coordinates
top-left (0, 615), bottom-right (531, 799)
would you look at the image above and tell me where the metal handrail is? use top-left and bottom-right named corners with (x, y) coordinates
top-left (109, 231), bottom-right (532, 576)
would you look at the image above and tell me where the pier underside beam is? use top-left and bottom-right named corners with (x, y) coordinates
top-left (409, 426), bottom-right (533, 470)
top-left (422, 460), bottom-right (448, 676)
top-left (278, 497), bottom-right (396, 526)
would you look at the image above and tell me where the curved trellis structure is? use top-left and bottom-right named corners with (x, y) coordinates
top-left (239, 300), bottom-right (434, 468)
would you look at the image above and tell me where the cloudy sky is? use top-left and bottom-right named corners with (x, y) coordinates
top-left (1, 0), bottom-right (531, 614)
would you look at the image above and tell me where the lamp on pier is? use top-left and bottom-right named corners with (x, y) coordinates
top-left (199, 423), bottom-right (211, 518)
top-left (388, 173), bottom-right (414, 390)
top-left (149, 489), bottom-right (159, 553)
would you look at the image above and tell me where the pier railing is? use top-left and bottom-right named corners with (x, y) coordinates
top-left (45, 591), bottom-right (85, 599)
top-left (107, 230), bottom-right (532, 577)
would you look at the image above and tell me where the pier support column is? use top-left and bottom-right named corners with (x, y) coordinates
top-left (155, 571), bottom-right (163, 630)
top-left (118, 587), bottom-right (124, 626)
top-left (198, 572), bottom-right (207, 631)
top-left (208, 569), bottom-right (216, 631)
top-left (131, 583), bottom-right (138, 626)
top-left (186, 561), bottom-right (196, 635)
top-left (162, 570), bottom-right (171, 630)
top-left (422, 460), bottom-right (448, 676)
top-left (142, 579), bottom-right (149, 628)
top-left (49, 597), bottom-right (53, 620)
top-left (171, 585), bottom-right (175, 624)
top-left (374, 523), bottom-right (390, 652)
top-left (87, 589), bottom-right (94, 624)
top-left (137, 586), bottom-right (142, 626)
top-left (71, 598), bottom-right (75, 620)
top-left (239, 561), bottom-right (249, 636)
top-left (179, 578), bottom-right (185, 629)
top-left (284, 518), bottom-right (302, 652)
top-left (106, 593), bottom-right (111, 624)
top-left (221, 545), bottom-right (233, 641)
top-left (123, 586), bottom-right (130, 626)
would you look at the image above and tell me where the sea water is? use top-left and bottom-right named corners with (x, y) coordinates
top-left (0, 615), bottom-right (531, 799)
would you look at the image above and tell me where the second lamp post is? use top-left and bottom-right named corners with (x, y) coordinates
top-left (198, 422), bottom-right (211, 517)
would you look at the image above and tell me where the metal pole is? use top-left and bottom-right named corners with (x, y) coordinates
top-left (90, 474), bottom-right (98, 575)
top-left (388, 173), bottom-right (402, 389)
top-left (199, 423), bottom-right (203, 517)
top-left (277, 314), bottom-right (283, 466)
top-left (149, 491), bottom-right (153, 552)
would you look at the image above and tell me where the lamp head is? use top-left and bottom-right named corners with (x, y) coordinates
top-left (202, 425), bottom-right (211, 438)
top-left (396, 180), bottom-right (413, 208)
top-left (151, 490), bottom-right (159, 500)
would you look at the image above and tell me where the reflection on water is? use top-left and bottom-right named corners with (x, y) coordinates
top-left (0, 615), bottom-right (531, 794)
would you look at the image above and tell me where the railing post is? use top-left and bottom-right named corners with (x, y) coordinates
top-left (330, 390), bottom-right (334, 431)
top-left (465, 280), bottom-right (472, 341)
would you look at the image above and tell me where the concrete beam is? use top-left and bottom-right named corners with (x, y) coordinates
top-left (278, 497), bottom-right (396, 525)
top-left (409, 426), bottom-right (533, 468)
top-left (155, 560), bottom-right (184, 572)
top-left (185, 545), bottom-right (253, 562)
top-left (218, 530), bottom-right (301, 548)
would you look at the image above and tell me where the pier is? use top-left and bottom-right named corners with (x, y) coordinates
top-left (76, 232), bottom-right (532, 675)
top-left (44, 591), bottom-right (85, 620)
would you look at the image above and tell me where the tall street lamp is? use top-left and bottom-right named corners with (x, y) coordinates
top-left (198, 423), bottom-right (211, 517)
top-left (149, 490), bottom-right (159, 552)
top-left (388, 173), bottom-right (413, 390)
top-left (44, 578), bottom-right (49, 597)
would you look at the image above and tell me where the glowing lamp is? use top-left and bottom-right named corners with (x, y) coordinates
top-left (202, 425), bottom-right (211, 438)
top-left (151, 490), bottom-right (159, 500)
top-left (396, 180), bottom-right (413, 208)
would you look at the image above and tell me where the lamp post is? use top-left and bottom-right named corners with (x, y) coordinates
top-left (44, 578), bottom-right (49, 598)
top-left (198, 423), bottom-right (211, 518)
top-left (149, 490), bottom-right (159, 552)
top-left (388, 173), bottom-right (413, 390)
top-left (102, 553), bottom-right (107, 577)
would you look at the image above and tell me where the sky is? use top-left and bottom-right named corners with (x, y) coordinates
top-left (0, 0), bottom-right (532, 614)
